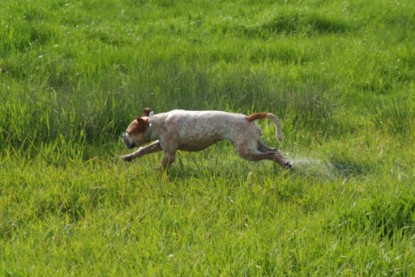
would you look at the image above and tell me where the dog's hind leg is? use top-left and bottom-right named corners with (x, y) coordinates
top-left (237, 142), bottom-right (292, 169)
top-left (273, 153), bottom-right (292, 169)
top-left (256, 141), bottom-right (292, 169)
top-left (257, 141), bottom-right (277, 152)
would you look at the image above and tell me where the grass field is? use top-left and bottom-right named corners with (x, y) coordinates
top-left (1, 0), bottom-right (415, 275)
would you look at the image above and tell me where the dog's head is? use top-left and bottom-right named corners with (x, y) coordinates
top-left (122, 108), bottom-right (153, 149)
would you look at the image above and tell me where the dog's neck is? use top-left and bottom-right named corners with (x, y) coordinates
top-left (145, 123), bottom-right (153, 142)
top-left (145, 113), bottom-right (155, 142)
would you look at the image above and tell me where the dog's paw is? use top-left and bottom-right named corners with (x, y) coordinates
top-left (284, 161), bottom-right (293, 170)
top-left (121, 155), bottom-right (133, 162)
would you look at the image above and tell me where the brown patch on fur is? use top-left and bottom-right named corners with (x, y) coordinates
top-left (128, 117), bottom-right (148, 136)
top-left (142, 108), bottom-right (151, 116)
top-left (246, 112), bottom-right (268, 122)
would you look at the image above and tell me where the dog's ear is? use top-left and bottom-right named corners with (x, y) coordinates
top-left (136, 117), bottom-right (147, 129)
top-left (142, 108), bottom-right (151, 117)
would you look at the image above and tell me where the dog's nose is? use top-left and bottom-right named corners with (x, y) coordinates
top-left (122, 133), bottom-right (129, 143)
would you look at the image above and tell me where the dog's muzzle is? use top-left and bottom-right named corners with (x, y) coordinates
top-left (122, 133), bottom-right (135, 149)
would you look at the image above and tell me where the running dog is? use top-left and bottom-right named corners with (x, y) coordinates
top-left (121, 108), bottom-right (292, 170)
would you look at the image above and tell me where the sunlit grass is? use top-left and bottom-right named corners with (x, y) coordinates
top-left (1, 0), bottom-right (415, 275)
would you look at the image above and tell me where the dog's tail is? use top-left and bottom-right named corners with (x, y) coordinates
top-left (246, 112), bottom-right (283, 143)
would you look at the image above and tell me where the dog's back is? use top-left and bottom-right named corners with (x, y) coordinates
top-left (153, 110), bottom-right (249, 143)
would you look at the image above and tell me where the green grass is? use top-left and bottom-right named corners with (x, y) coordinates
top-left (1, 0), bottom-right (415, 275)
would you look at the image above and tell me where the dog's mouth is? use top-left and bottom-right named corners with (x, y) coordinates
top-left (122, 134), bottom-right (136, 149)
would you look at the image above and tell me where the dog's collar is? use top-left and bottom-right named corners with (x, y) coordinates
top-left (145, 123), bottom-right (153, 142)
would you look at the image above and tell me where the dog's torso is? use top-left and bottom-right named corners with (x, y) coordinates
top-left (150, 110), bottom-right (259, 150)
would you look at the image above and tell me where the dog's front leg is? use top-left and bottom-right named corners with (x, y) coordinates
top-left (161, 150), bottom-right (177, 170)
top-left (121, 140), bottom-right (162, 162)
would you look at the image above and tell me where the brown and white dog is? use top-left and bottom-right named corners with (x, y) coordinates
top-left (121, 108), bottom-right (292, 170)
